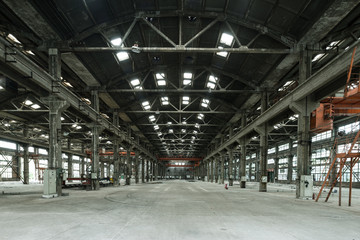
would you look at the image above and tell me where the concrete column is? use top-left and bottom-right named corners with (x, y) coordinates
top-left (146, 160), bottom-right (149, 182)
top-left (126, 149), bottom-right (131, 185)
top-left (155, 160), bottom-right (159, 181)
top-left (150, 161), bottom-right (154, 181)
top-left (107, 163), bottom-right (110, 178)
top-left (274, 144), bottom-right (279, 183)
top-left (207, 161), bottom-right (210, 182)
top-left (22, 144), bottom-right (29, 184)
top-left (113, 141), bottom-right (120, 186)
top-left (210, 158), bottom-right (214, 182)
top-left (228, 148), bottom-right (234, 186)
top-left (256, 91), bottom-right (269, 192)
top-left (215, 157), bottom-right (219, 183)
top-left (68, 154), bottom-right (73, 182)
top-left (220, 153), bottom-right (225, 184)
top-left (135, 152), bottom-right (139, 183)
top-left (80, 144), bottom-right (85, 177)
top-left (240, 115), bottom-right (247, 188)
top-left (141, 157), bottom-right (145, 183)
top-left (100, 161), bottom-right (105, 178)
top-left (90, 90), bottom-right (101, 190)
top-left (287, 140), bottom-right (294, 183)
top-left (45, 96), bottom-right (68, 195)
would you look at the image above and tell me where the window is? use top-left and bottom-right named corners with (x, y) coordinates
top-left (338, 122), bottom-right (360, 135)
top-left (312, 130), bottom-right (332, 142)
top-left (268, 147), bottom-right (275, 154)
top-left (0, 140), bottom-right (16, 150)
top-left (268, 159), bottom-right (274, 164)
top-left (279, 143), bottom-right (289, 151)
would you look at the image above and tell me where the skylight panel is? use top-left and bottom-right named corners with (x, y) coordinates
top-left (216, 46), bottom-right (228, 58)
top-left (161, 96), bottom-right (169, 105)
top-left (184, 72), bottom-right (193, 79)
top-left (312, 53), bottom-right (325, 62)
top-left (201, 98), bottom-right (210, 108)
top-left (157, 80), bottom-right (166, 86)
top-left (142, 101), bottom-right (151, 110)
top-left (149, 115), bottom-right (156, 122)
top-left (131, 79), bottom-right (140, 86)
top-left (169, 129), bottom-right (174, 133)
top-left (156, 73), bottom-right (165, 79)
top-left (157, 132), bottom-right (162, 136)
top-left (31, 104), bottom-right (41, 109)
top-left (207, 82), bottom-right (216, 89)
top-left (195, 123), bottom-right (200, 129)
top-left (220, 33), bottom-right (234, 46)
top-left (111, 38), bottom-right (123, 46)
top-left (0, 86), bottom-right (4, 90)
top-left (116, 52), bottom-right (129, 61)
top-left (197, 113), bottom-right (204, 120)
top-left (182, 96), bottom-right (190, 105)
top-left (181, 129), bottom-right (186, 133)
top-left (7, 34), bottom-right (21, 44)
top-left (183, 79), bottom-right (192, 86)
top-left (154, 125), bottom-right (159, 130)
top-left (24, 100), bottom-right (33, 106)
top-left (155, 73), bottom-right (167, 86)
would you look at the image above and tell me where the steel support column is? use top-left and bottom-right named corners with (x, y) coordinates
top-left (22, 144), bottom-right (29, 184)
top-left (220, 152), bottom-right (225, 184)
top-left (240, 115), bottom-right (247, 188)
top-left (141, 156), bottom-right (145, 183)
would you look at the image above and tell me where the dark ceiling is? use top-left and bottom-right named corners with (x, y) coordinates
top-left (0, 0), bottom-right (360, 158)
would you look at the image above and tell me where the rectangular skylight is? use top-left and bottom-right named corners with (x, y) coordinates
top-left (157, 80), bottom-right (166, 86)
top-left (31, 104), bottom-right (41, 109)
top-left (7, 34), bottom-right (21, 44)
top-left (116, 52), bottom-right (129, 61)
top-left (142, 101), bottom-right (151, 110)
top-left (195, 123), bottom-right (200, 128)
top-left (131, 79), bottom-right (140, 86)
top-left (184, 72), bottom-right (193, 79)
top-left (169, 129), bottom-right (174, 133)
top-left (197, 113), bottom-right (204, 120)
top-left (154, 125), bottom-right (159, 130)
top-left (0, 86), bottom-right (4, 90)
top-left (201, 98), bottom-right (210, 108)
top-left (183, 79), bottom-right (192, 86)
top-left (111, 38), bottom-right (123, 46)
top-left (167, 121), bottom-right (172, 125)
top-left (24, 100), bottom-right (33, 106)
top-left (207, 82), bottom-right (216, 89)
top-left (220, 33), bottom-right (234, 46)
top-left (156, 73), bottom-right (165, 79)
top-left (161, 96), bottom-right (169, 105)
top-left (312, 53), bottom-right (325, 62)
top-left (182, 96), bottom-right (190, 105)
top-left (216, 46), bottom-right (228, 58)
top-left (181, 129), bottom-right (186, 133)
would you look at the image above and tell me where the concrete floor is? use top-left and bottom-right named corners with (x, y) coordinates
top-left (1, 180), bottom-right (360, 240)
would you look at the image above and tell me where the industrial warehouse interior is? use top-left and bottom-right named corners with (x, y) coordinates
top-left (1, 0), bottom-right (360, 239)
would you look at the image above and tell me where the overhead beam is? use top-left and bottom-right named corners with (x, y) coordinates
top-left (91, 89), bottom-right (262, 93)
top-left (124, 110), bottom-right (236, 114)
top-left (61, 46), bottom-right (292, 54)
top-left (204, 39), bottom-right (360, 161)
top-left (0, 37), bottom-right (156, 161)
